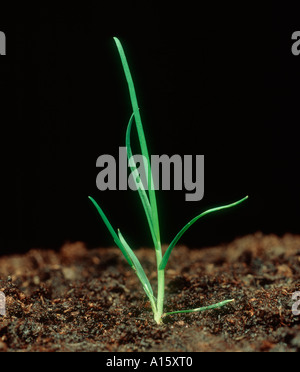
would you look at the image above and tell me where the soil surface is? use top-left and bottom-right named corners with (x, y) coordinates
top-left (0, 232), bottom-right (300, 352)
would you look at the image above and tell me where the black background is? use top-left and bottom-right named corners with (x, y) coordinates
top-left (0, 2), bottom-right (299, 254)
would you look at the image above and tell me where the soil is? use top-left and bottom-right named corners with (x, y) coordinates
top-left (0, 232), bottom-right (300, 352)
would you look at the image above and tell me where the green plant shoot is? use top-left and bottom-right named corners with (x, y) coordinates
top-left (89, 37), bottom-right (248, 324)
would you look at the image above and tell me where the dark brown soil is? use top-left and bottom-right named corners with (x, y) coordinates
top-left (0, 232), bottom-right (300, 352)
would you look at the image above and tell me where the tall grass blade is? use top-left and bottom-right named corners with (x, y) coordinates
top-left (159, 196), bottom-right (248, 270)
top-left (117, 229), bottom-right (156, 308)
top-left (126, 112), bottom-right (158, 248)
top-left (113, 37), bottom-right (161, 247)
top-left (163, 299), bottom-right (234, 318)
top-left (88, 196), bottom-right (134, 268)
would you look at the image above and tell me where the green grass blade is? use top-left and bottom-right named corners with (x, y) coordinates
top-left (126, 112), bottom-right (158, 248)
top-left (88, 196), bottom-right (134, 268)
top-left (113, 36), bottom-right (161, 247)
top-left (159, 196), bottom-right (249, 270)
top-left (163, 299), bottom-right (234, 318)
top-left (117, 229), bottom-right (156, 306)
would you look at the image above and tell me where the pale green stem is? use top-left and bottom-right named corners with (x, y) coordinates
top-left (154, 240), bottom-right (165, 324)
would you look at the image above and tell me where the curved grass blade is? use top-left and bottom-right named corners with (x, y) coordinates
top-left (126, 112), bottom-right (158, 248)
top-left (163, 299), bottom-right (234, 318)
top-left (88, 196), bottom-right (134, 268)
top-left (113, 37), bottom-right (161, 247)
top-left (159, 196), bottom-right (248, 270)
top-left (117, 229), bottom-right (156, 311)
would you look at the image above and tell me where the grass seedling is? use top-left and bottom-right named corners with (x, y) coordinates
top-left (89, 37), bottom-right (248, 324)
